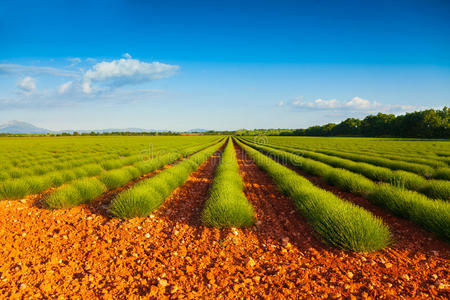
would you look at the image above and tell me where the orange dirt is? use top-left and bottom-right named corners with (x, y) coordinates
top-left (0, 145), bottom-right (448, 299)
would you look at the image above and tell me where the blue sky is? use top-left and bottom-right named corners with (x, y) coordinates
top-left (1, 0), bottom-right (449, 131)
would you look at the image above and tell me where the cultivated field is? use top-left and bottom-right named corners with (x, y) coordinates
top-left (0, 136), bottom-right (448, 298)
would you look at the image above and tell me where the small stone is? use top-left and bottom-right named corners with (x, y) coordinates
top-left (21, 233), bottom-right (26, 237)
top-left (158, 279), bottom-right (168, 287)
top-left (247, 257), bottom-right (256, 268)
top-left (145, 233), bottom-right (151, 239)
top-left (432, 250), bottom-right (439, 256)
top-left (384, 262), bottom-right (393, 269)
top-left (431, 274), bottom-right (438, 280)
top-left (253, 276), bottom-right (261, 284)
top-left (402, 274), bottom-right (410, 281)
top-left (19, 199), bottom-right (27, 203)
top-left (347, 272), bottom-right (354, 279)
top-left (19, 283), bottom-right (27, 289)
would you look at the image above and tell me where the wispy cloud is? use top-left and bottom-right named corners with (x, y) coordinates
top-left (68, 57), bottom-right (82, 67)
top-left (17, 76), bottom-right (36, 94)
top-left (0, 64), bottom-right (79, 77)
top-left (0, 87), bottom-right (166, 109)
top-left (58, 81), bottom-right (73, 94)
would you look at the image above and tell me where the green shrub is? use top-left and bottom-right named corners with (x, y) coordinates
top-left (324, 169), bottom-right (376, 196)
top-left (0, 179), bottom-right (29, 200)
top-left (202, 140), bottom-right (255, 228)
top-left (99, 169), bottom-right (134, 190)
top-left (0, 171), bottom-right (10, 181)
top-left (81, 164), bottom-right (104, 177)
top-left (109, 141), bottom-right (224, 218)
top-left (368, 184), bottom-right (450, 240)
top-left (101, 160), bottom-right (123, 170)
top-left (72, 178), bottom-right (107, 203)
top-left (434, 168), bottom-right (450, 180)
top-left (44, 185), bottom-right (81, 209)
top-left (44, 178), bottom-right (107, 209)
top-left (389, 170), bottom-right (427, 190)
top-left (419, 180), bottom-right (450, 200)
top-left (237, 139), bottom-right (392, 252)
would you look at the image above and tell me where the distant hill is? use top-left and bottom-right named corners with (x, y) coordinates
top-left (187, 128), bottom-right (209, 133)
top-left (0, 120), bottom-right (55, 134)
top-left (0, 121), bottom-right (204, 134)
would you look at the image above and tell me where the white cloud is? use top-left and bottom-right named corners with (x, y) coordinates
top-left (0, 64), bottom-right (78, 77)
top-left (123, 53), bottom-right (132, 59)
top-left (295, 98), bottom-right (340, 109)
top-left (17, 76), bottom-right (36, 94)
top-left (277, 100), bottom-right (284, 107)
top-left (82, 57), bottom-right (179, 94)
top-left (291, 96), bottom-right (420, 113)
top-left (1, 56), bottom-right (178, 106)
top-left (58, 81), bottom-right (73, 94)
top-left (344, 97), bottom-right (380, 110)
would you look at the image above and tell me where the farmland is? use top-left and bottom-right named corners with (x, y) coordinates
top-left (0, 136), bottom-right (449, 298)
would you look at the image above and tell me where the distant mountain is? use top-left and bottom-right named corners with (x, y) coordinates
top-left (0, 120), bottom-right (199, 134)
top-left (187, 128), bottom-right (209, 133)
top-left (0, 120), bottom-right (55, 134)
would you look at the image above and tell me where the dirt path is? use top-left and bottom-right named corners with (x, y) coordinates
top-left (0, 144), bottom-right (448, 299)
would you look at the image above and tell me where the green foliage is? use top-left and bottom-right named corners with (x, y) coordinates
top-left (236, 107), bottom-right (449, 138)
top-left (316, 149), bottom-right (434, 176)
top-left (201, 139), bottom-right (255, 228)
top-left (243, 140), bottom-right (377, 196)
top-left (109, 141), bottom-right (224, 219)
top-left (99, 168), bottom-right (134, 190)
top-left (368, 184), bottom-right (450, 240)
top-left (40, 139), bottom-right (223, 209)
top-left (236, 139), bottom-right (392, 252)
top-left (254, 141), bottom-right (449, 199)
top-left (44, 178), bottom-right (107, 209)
top-left (419, 180), bottom-right (450, 201)
top-left (435, 168), bottom-right (450, 180)
top-left (0, 136), bottom-right (222, 200)
top-left (242, 138), bottom-right (450, 238)
top-left (0, 179), bottom-right (29, 200)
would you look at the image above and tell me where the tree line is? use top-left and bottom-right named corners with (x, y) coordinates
top-left (235, 107), bottom-right (449, 138)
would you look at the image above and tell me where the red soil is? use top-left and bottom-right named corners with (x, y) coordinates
top-left (0, 145), bottom-right (448, 299)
